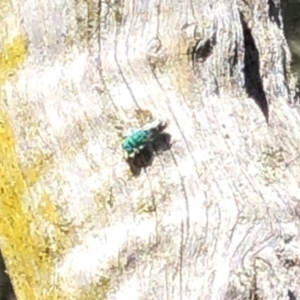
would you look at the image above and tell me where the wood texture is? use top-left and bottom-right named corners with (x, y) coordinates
top-left (1, 0), bottom-right (300, 299)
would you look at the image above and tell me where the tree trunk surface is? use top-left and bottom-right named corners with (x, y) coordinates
top-left (1, 0), bottom-right (300, 299)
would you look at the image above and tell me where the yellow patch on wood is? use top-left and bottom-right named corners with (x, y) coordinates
top-left (0, 34), bottom-right (70, 299)
top-left (0, 35), bottom-right (28, 85)
top-left (38, 193), bottom-right (61, 225)
top-left (22, 168), bottom-right (40, 188)
top-left (0, 1), bottom-right (12, 20)
top-left (0, 112), bottom-right (69, 299)
top-left (167, 38), bottom-right (195, 96)
top-left (78, 276), bottom-right (111, 300)
top-left (0, 6), bottom-right (108, 300)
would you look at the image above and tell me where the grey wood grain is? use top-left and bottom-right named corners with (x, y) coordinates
top-left (1, 0), bottom-right (300, 299)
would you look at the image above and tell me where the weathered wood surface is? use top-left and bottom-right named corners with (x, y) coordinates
top-left (1, 0), bottom-right (300, 299)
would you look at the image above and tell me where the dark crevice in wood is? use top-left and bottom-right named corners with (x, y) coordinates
top-left (268, 0), bottom-right (282, 28)
top-left (229, 41), bottom-right (239, 78)
top-left (240, 12), bottom-right (269, 123)
top-left (281, 0), bottom-right (300, 105)
top-left (288, 289), bottom-right (297, 300)
top-left (0, 249), bottom-right (16, 300)
top-left (190, 33), bottom-right (217, 71)
top-left (281, 45), bottom-right (290, 99)
top-left (281, 46), bottom-right (300, 106)
top-left (292, 81), bottom-right (300, 106)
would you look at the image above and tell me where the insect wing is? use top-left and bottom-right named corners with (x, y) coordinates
top-left (142, 119), bottom-right (167, 139)
top-left (142, 119), bottom-right (161, 131)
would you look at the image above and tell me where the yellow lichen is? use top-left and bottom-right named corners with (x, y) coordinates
top-left (0, 4), bottom-right (111, 299)
top-left (78, 276), bottom-right (111, 300)
top-left (0, 35), bottom-right (28, 85)
top-left (0, 112), bottom-right (67, 299)
top-left (35, 193), bottom-right (79, 265)
top-left (258, 145), bottom-right (286, 184)
top-left (134, 109), bottom-right (153, 124)
top-left (21, 152), bottom-right (55, 188)
top-left (0, 25), bottom-right (68, 300)
top-left (136, 200), bottom-right (157, 214)
top-left (91, 186), bottom-right (115, 227)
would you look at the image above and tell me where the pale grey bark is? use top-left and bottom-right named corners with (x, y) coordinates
top-left (3, 0), bottom-right (300, 299)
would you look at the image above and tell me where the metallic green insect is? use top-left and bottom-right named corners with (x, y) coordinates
top-left (122, 119), bottom-right (168, 158)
